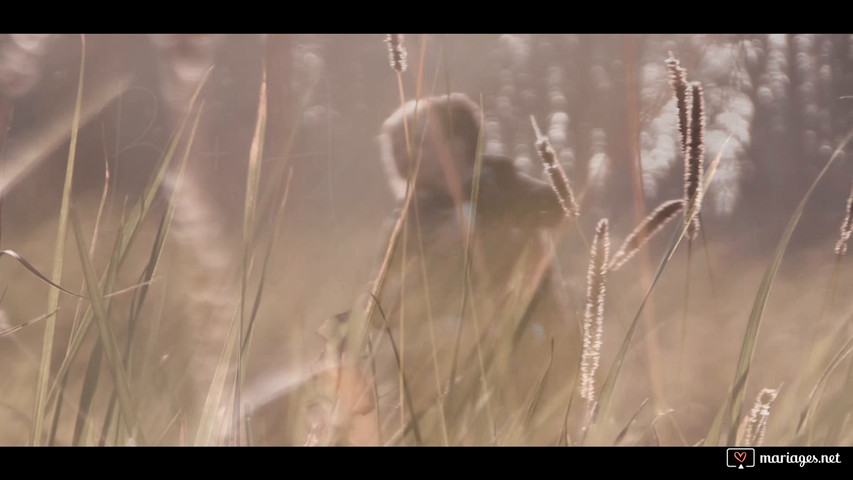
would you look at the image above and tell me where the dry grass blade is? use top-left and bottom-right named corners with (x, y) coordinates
top-left (32, 35), bottom-right (86, 445)
top-left (233, 66), bottom-right (268, 446)
top-left (73, 339), bottom-right (103, 445)
top-left (45, 228), bottom-right (121, 415)
top-left (369, 293), bottom-right (422, 445)
top-left (70, 210), bottom-right (145, 444)
top-left (195, 305), bottom-right (240, 446)
top-left (133, 284), bottom-right (169, 445)
top-left (352, 152), bottom-right (418, 360)
top-left (129, 99), bottom-right (201, 322)
top-left (412, 190), bottom-right (449, 445)
top-left (250, 80), bottom-right (315, 247)
top-left (235, 169), bottom-right (294, 442)
top-left (521, 338), bottom-right (555, 430)
top-left (722, 129), bottom-right (853, 445)
top-left (242, 68), bottom-right (267, 276)
top-left (241, 168), bottom-right (292, 358)
top-left (446, 96), bottom-right (497, 438)
top-left (558, 350), bottom-right (582, 446)
top-left (794, 330), bottom-right (853, 442)
top-left (0, 310), bottom-right (57, 337)
top-left (237, 167), bottom-right (293, 444)
top-left (240, 56), bottom-right (318, 366)
top-left (116, 67), bottom-right (213, 259)
top-left (67, 146), bottom-right (115, 445)
top-left (0, 250), bottom-right (83, 297)
top-left (100, 102), bottom-right (205, 443)
top-left (0, 105), bottom-right (11, 247)
top-left (827, 324), bottom-right (853, 444)
top-left (66, 127), bottom-right (112, 344)
top-left (43, 71), bottom-right (210, 418)
top-left (614, 397), bottom-right (650, 445)
top-left (609, 199), bottom-right (683, 271)
top-left (48, 228), bottom-right (124, 446)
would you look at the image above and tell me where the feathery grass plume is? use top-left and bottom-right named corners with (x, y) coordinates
top-left (609, 199), bottom-right (684, 271)
top-left (531, 116), bottom-right (579, 217)
top-left (581, 219), bottom-right (609, 415)
top-left (666, 53), bottom-right (690, 152)
top-left (834, 181), bottom-right (853, 255)
top-left (742, 388), bottom-right (779, 446)
top-left (385, 34), bottom-right (407, 73)
top-left (685, 82), bottom-right (705, 240)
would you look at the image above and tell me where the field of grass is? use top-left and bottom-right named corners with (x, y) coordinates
top-left (0, 33), bottom-right (852, 446)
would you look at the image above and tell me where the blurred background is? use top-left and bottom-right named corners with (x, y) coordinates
top-left (1, 34), bottom-right (853, 445)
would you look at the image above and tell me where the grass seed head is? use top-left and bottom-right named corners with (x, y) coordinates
top-left (531, 116), bottom-right (579, 218)
top-left (685, 82), bottom-right (705, 241)
top-left (666, 53), bottom-right (690, 152)
top-left (742, 388), bottom-right (779, 447)
top-left (581, 219), bottom-right (609, 412)
top-left (385, 34), bottom-right (407, 73)
top-left (609, 199), bottom-right (684, 271)
top-left (835, 181), bottom-right (853, 256)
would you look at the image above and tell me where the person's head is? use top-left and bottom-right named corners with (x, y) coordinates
top-left (378, 93), bottom-right (564, 230)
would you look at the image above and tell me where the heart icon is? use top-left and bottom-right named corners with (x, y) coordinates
top-left (734, 451), bottom-right (747, 463)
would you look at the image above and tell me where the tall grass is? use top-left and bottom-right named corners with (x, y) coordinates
top-left (716, 129), bottom-right (853, 446)
top-left (32, 35), bottom-right (86, 445)
top-left (34, 67), bottom-right (210, 445)
top-left (5, 36), bottom-right (853, 447)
